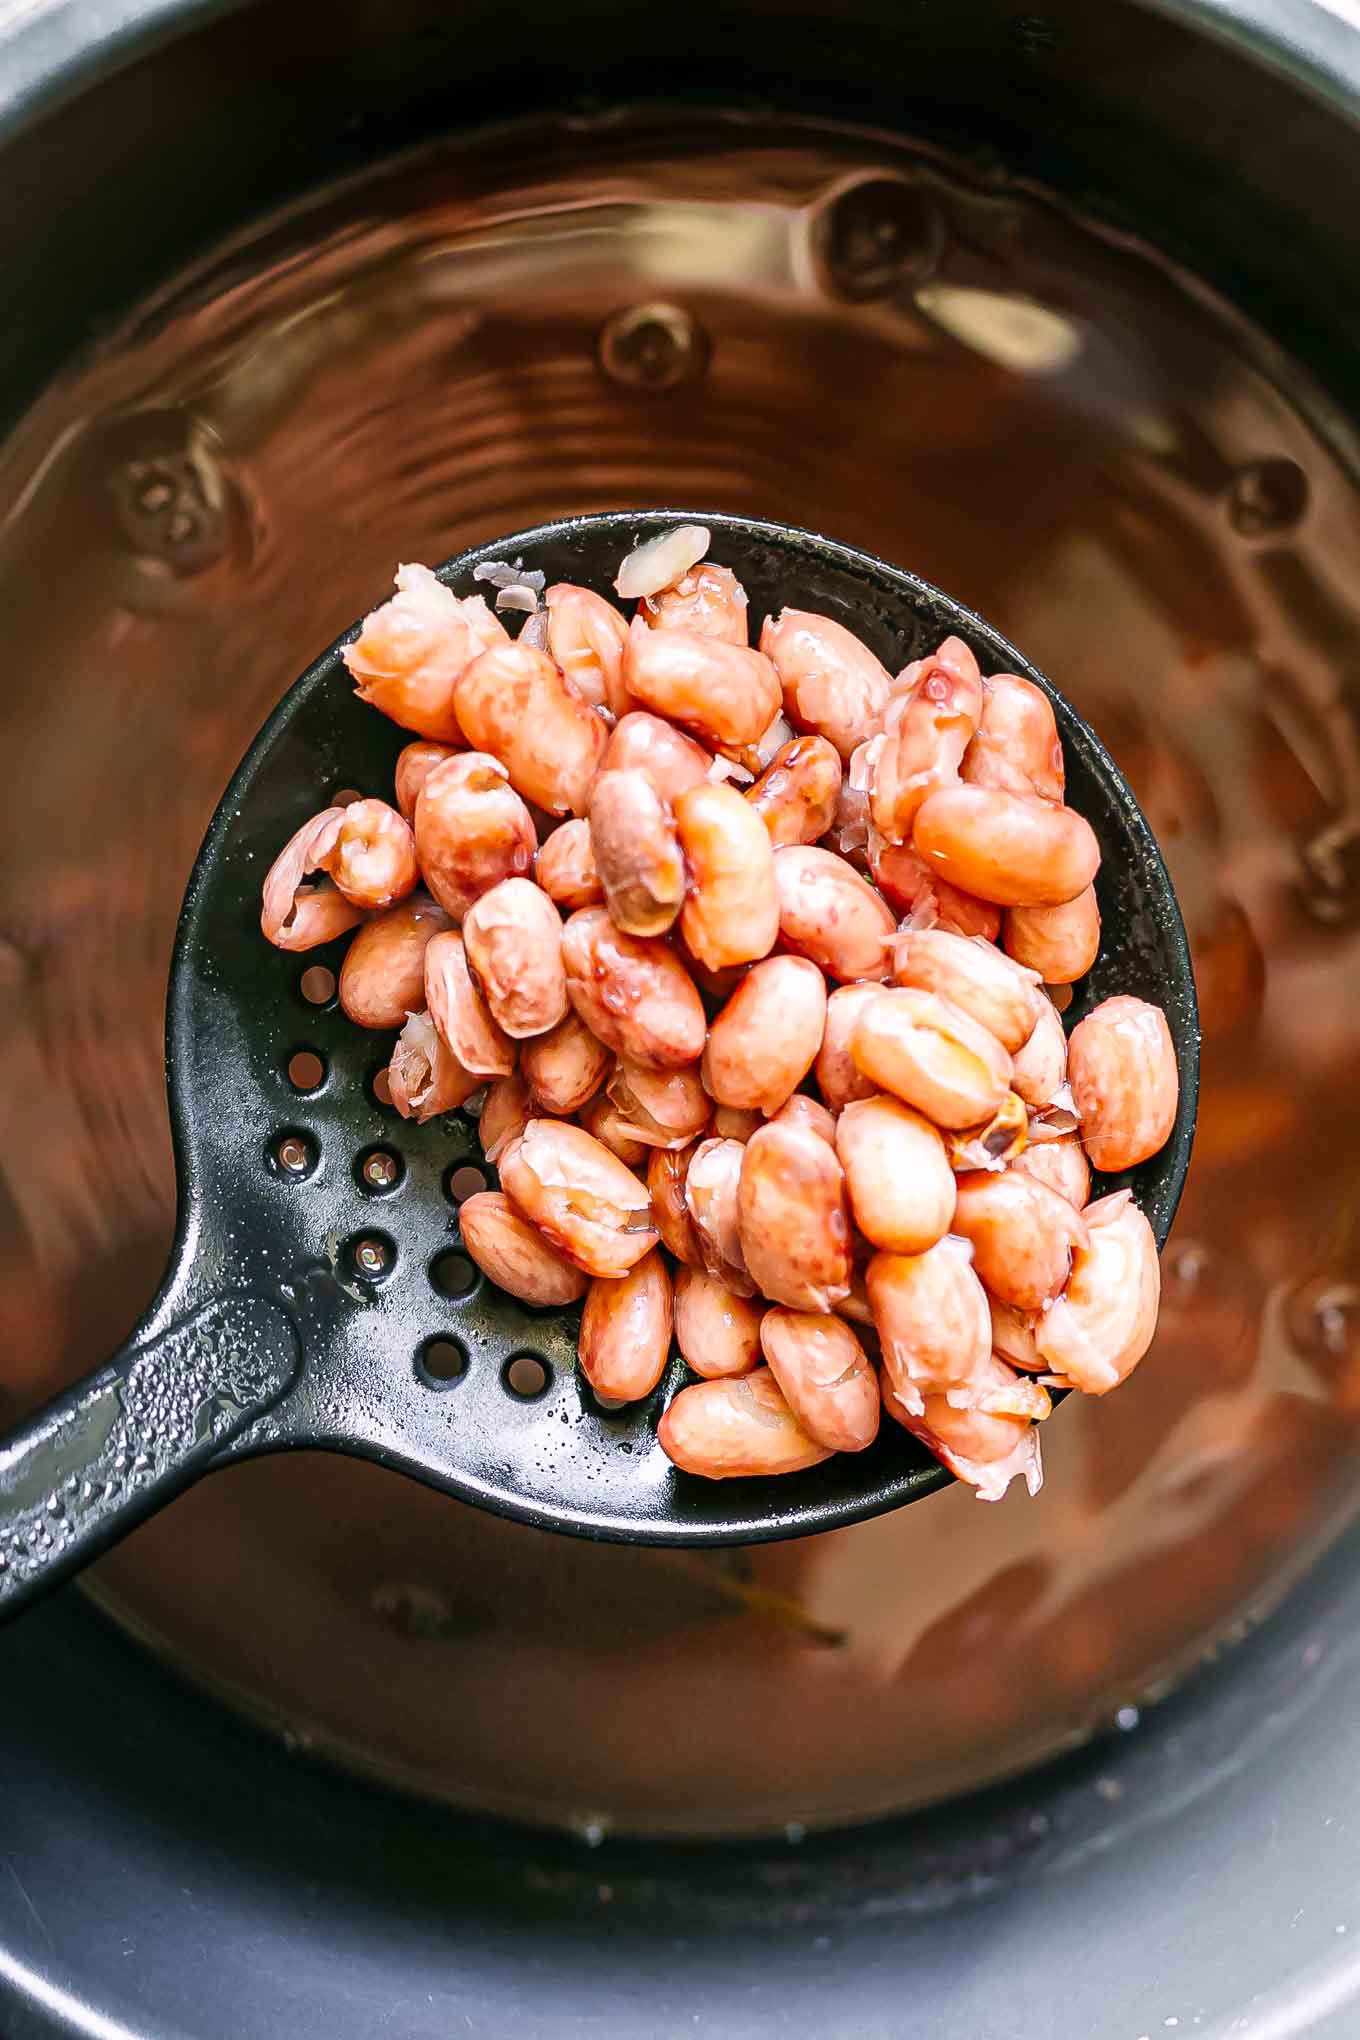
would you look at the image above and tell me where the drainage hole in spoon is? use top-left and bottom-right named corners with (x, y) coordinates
top-left (297, 964), bottom-right (336, 1008)
top-left (416, 1336), bottom-right (469, 1390)
top-left (430, 1249), bottom-right (477, 1300)
top-left (286, 1048), bottom-right (326, 1092)
top-left (503, 1353), bottom-right (551, 1400)
top-left (443, 1162), bottom-right (487, 1206)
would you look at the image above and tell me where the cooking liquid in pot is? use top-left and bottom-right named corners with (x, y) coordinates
top-left (2, 113), bottom-right (1359, 1838)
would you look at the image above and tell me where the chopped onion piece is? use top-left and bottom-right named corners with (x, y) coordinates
top-left (614, 524), bottom-right (710, 600)
top-left (753, 712), bottom-right (795, 771)
top-left (494, 583), bottom-right (540, 614)
top-left (1028, 1083), bottom-right (1081, 1139)
top-left (898, 893), bottom-right (939, 935)
top-left (474, 559), bottom-right (546, 593)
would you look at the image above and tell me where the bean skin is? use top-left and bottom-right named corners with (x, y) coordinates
top-left (459, 1190), bottom-right (588, 1306)
top-left (676, 783), bottom-right (781, 972)
top-left (602, 711), bottom-right (712, 805)
top-left (578, 1091), bottom-right (650, 1166)
top-left (951, 1168), bottom-right (1089, 1311)
top-left (863, 635), bottom-right (983, 841)
top-left (260, 808), bottom-right (368, 951)
top-left (439, 928), bottom-right (531, 1081)
top-left (745, 735), bottom-right (842, 847)
top-left (1009, 996), bottom-right (1068, 1108)
top-left (454, 640), bottom-right (607, 816)
top-left (712, 1104), bottom-right (764, 1142)
top-left (891, 927), bottom-right (1043, 1053)
top-left (544, 582), bottom-right (631, 718)
top-left (737, 1121), bottom-right (853, 1312)
top-left (883, 1351), bottom-right (1046, 1502)
top-left (498, 1119), bottom-right (658, 1277)
top-left (561, 906), bottom-right (707, 1070)
top-left (338, 892), bottom-right (451, 1029)
top-left (607, 1059), bottom-right (711, 1147)
top-left (674, 1265), bottom-right (764, 1379)
top-left (868, 1236), bottom-right (990, 1413)
top-left (387, 1010), bottom-right (478, 1122)
top-left (650, 1141), bottom-right (706, 1268)
top-left (759, 1308), bottom-right (879, 1452)
top-left (658, 1369), bottom-right (833, 1478)
top-left (1003, 886), bottom-right (1100, 985)
top-left (461, 876), bottom-right (568, 1039)
top-left (536, 819), bottom-right (604, 911)
top-left (1033, 1189), bottom-right (1160, 1393)
top-left (759, 608), bottom-right (891, 761)
top-left (867, 839), bottom-right (1002, 941)
top-left (945, 1090), bottom-right (1029, 1173)
top-left (836, 1096), bottom-right (956, 1253)
top-left (851, 987), bottom-right (1013, 1129)
top-left (641, 561), bottom-right (749, 644)
top-left (343, 562), bottom-right (505, 741)
top-left (961, 673), bottom-right (1065, 803)
top-left (1011, 1131), bottom-right (1090, 1209)
top-left (1067, 994), bottom-right (1179, 1170)
top-left (748, 710), bottom-right (798, 774)
top-left (424, 929), bottom-right (515, 1077)
top-left (771, 1094), bottom-right (838, 1145)
top-left (625, 616), bottom-right (781, 749)
top-left (588, 767), bottom-right (686, 936)
top-left (913, 785), bottom-right (1101, 908)
top-left (701, 956), bottom-right (827, 1114)
top-left (521, 1010), bottom-right (611, 1116)
top-left (478, 1071), bottom-right (532, 1163)
top-left (988, 1294), bottom-right (1042, 1372)
top-left (414, 752), bottom-right (536, 922)
top-left (578, 1250), bottom-right (674, 1400)
top-left (772, 845), bottom-right (896, 982)
top-left (816, 985), bottom-right (883, 1110)
top-left (394, 740), bottom-right (460, 823)
top-left (685, 1136), bottom-right (757, 1296)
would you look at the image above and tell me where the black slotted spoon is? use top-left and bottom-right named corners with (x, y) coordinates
top-left (0, 512), bottom-right (1199, 1617)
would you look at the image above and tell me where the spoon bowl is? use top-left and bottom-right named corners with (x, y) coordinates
top-left (0, 511), bottom-right (1199, 1616)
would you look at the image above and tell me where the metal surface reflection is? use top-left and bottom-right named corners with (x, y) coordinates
top-left (1, 110), bottom-right (1358, 1835)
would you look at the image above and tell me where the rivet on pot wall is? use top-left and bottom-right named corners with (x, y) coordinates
top-left (597, 303), bottom-right (709, 391)
top-left (1227, 457), bottom-right (1309, 536)
top-left (808, 174), bottom-right (942, 303)
top-left (1301, 820), bottom-right (1360, 926)
top-left (101, 409), bottom-right (250, 576)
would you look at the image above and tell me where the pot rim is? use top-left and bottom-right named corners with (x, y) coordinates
top-left (1, 0), bottom-right (1360, 151)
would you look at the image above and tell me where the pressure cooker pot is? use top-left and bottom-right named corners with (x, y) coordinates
top-left (3, 1), bottom-right (1360, 2034)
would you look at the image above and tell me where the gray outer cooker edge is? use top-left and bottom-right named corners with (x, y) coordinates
top-left (2, 0), bottom-right (1360, 2034)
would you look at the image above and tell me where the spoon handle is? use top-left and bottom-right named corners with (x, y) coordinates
top-left (0, 1292), bottom-right (300, 1620)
